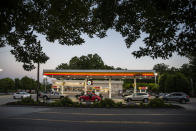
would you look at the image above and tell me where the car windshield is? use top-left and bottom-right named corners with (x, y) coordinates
top-left (136, 93), bottom-right (147, 95)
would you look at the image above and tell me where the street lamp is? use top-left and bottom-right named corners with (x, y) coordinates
top-left (154, 73), bottom-right (158, 88)
top-left (43, 75), bottom-right (47, 92)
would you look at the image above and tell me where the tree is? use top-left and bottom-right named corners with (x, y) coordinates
top-left (153, 63), bottom-right (169, 75)
top-left (93, 0), bottom-right (196, 59)
top-left (0, 0), bottom-right (100, 70)
top-left (0, 78), bottom-right (14, 93)
top-left (189, 52), bottom-right (196, 95)
top-left (168, 67), bottom-right (179, 73)
top-left (56, 53), bottom-right (117, 70)
top-left (159, 72), bottom-right (190, 94)
top-left (136, 83), bottom-right (158, 93)
top-left (20, 76), bottom-right (36, 91)
top-left (189, 53), bottom-right (196, 80)
top-left (123, 82), bottom-right (133, 91)
top-left (14, 78), bottom-right (20, 91)
top-left (1, 0), bottom-right (195, 71)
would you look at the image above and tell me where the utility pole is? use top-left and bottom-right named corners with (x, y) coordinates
top-left (36, 62), bottom-right (40, 102)
top-left (36, 43), bottom-right (41, 102)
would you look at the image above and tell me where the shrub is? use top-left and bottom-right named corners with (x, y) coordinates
top-left (72, 102), bottom-right (80, 107)
top-left (50, 100), bottom-right (63, 106)
top-left (115, 102), bottom-right (123, 107)
top-left (99, 98), bottom-right (115, 108)
top-left (49, 96), bottom-right (73, 107)
top-left (92, 102), bottom-right (99, 108)
top-left (148, 98), bottom-right (165, 107)
top-left (20, 97), bottom-right (35, 104)
top-left (58, 96), bottom-right (73, 106)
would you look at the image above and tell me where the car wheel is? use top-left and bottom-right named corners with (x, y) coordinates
top-left (163, 98), bottom-right (168, 102)
top-left (43, 96), bottom-right (48, 100)
top-left (127, 98), bottom-right (131, 102)
top-left (180, 99), bottom-right (186, 104)
top-left (60, 96), bottom-right (64, 99)
top-left (95, 98), bottom-right (99, 102)
top-left (80, 98), bottom-right (84, 102)
top-left (143, 98), bottom-right (148, 103)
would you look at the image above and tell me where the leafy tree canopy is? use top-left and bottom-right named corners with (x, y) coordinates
top-left (56, 53), bottom-right (123, 70)
top-left (93, 0), bottom-right (196, 59)
top-left (20, 76), bottom-right (37, 90)
top-left (189, 52), bottom-right (196, 79)
top-left (1, 0), bottom-right (195, 71)
top-left (0, 78), bottom-right (14, 92)
top-left (153, 63), bottom-right (169, 75)
top-left (159, 72), bottom-right (190, 94)
top-left (0, 0), bottom-right (99, 70)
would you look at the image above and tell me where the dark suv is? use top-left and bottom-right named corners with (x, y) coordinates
top-left (162, 92), bottom-right (190, 104)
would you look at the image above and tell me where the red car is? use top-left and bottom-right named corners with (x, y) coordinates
top-left (79, 93), bottom-right (101, 102)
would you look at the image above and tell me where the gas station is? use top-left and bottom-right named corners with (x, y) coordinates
top-left (43, 69), bottom-right (156, 98)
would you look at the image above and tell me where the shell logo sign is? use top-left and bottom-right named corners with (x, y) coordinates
top-left (138, 87), bottom-right (148, 90)
top-left (87, 80), bottom-right (93, 85)
top-left (52, 86), bottom-right (57, 88)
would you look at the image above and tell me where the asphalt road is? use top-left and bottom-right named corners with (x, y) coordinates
top-left (0, 106), bottom-right (196, 131)
top-left (1, 95), bottom-right (196, 130)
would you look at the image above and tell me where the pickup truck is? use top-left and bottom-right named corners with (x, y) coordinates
top-left (39, 91), bottom-right (66, 100)
top-left (124, 93), bottom-right (150, 103)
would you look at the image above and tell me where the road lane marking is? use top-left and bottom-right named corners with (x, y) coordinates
top-left (9, 117), bottom-right (196, 125)
top-left (38, 112), bottom-right (185, 116)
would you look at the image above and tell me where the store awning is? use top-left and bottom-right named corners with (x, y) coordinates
top-left (43, 69), bottom-right (156, 80)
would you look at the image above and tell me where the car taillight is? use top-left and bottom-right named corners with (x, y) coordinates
top-left (148, 94), bottom-right (151, 97)
top-left (186, 95), bottom-right (189, 98)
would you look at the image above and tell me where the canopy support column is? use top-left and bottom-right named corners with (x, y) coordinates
top-left (134, 77), bottom-right (137, 93)
top-left (84, 78), bottom-right (87, 94)
top-left (61, 86), bottom-right (64, 94)
top-left (109, 77), bottom-right (112, 98)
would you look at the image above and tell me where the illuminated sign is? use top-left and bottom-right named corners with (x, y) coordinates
top-left (87, 80), bottom-right (93, 85)
top-left (138, 87), bottom-right (148, 90)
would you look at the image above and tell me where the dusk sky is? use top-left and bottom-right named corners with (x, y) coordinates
top-left (0, 29), bottom-right (189, 81)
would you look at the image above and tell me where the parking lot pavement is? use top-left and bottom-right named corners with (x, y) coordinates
top-left (0, 94), bottom-right (37, 105)
top-left (1, 94), bottom-right (196, 111)
top-left (0, 95), bottom-right (17, 105)
top-left (173, 98), bottom-right (196, 111)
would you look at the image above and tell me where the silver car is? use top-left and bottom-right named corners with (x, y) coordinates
top-left (162, 92), bottom-right (190, 104)
top-left (13, 92), bottom-right (31, 99)
top-left (124, 93), bottom-right (149, 103)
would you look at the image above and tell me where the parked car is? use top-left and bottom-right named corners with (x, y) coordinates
top-left (13, 92), bottom-right (31, 99)
top-left (41, 91), bottom-right (66, 100)
top-left (148, 92), bottom-right (159, 98)
top-left (79, 93), bottom-right (102, 102)
top-left (75, 91), bottom-right (85, 99)
top-left (124, 92), bottom-right (150, 103)
top-left (158, 93), bottom-right (169, 98)
top-left (122, 90), bottom-right (133, 97)
top-left (162, 92), bottom-right (190, 104)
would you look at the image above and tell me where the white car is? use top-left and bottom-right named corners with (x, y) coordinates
top-left (41, 91), bottom-right (66, 100)
top-left (13, 92), bottom-right (31, 99)
top-left (124, 93), bottom-right (150, 103)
